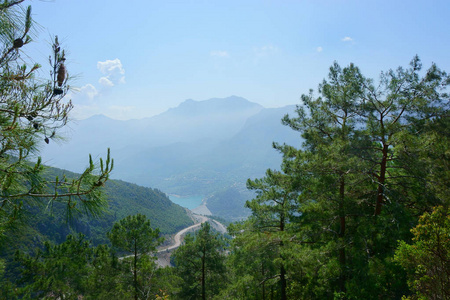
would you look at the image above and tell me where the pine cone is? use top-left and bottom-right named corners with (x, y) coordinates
top-left (13, 38), bottom-right (23, 48)
top-left (57, 63), bottom-right (66, 87)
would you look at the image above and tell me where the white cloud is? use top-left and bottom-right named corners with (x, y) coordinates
top-left (316, 46), bottom-right (323, 52)
top-left (99, 77), bottom-right (114, 87)
top-left (96, 58), bottom-right (125, 86)
top-left (342, 36), bottom-right (353, 42)
top-left (253, 44), bottom-right (278, 64)
top-left (79, 84), bottom-right (98, 100)
top-left (255, 45), bottom-right (278, 55)
top-left (210, 50), bottom-right (229, 58)
top-left (97, 58), bottom-right (125, 75)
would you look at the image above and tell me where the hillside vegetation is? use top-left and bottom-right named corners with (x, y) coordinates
top-left (0, 165), bottom-right (192, 260)
top-left (44, 166), bottom-right (193, 239)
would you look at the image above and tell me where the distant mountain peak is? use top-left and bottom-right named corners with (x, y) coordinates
top-left (86, 114), bottom-right (112, 120)
top-left (176, 96), bottom-right (263, 110)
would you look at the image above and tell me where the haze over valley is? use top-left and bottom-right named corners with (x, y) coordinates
top-left (41, 96), bottom-right (301, 220)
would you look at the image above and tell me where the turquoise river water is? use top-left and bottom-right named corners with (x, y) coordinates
top-left (168, 195), bottom-right (204, 210)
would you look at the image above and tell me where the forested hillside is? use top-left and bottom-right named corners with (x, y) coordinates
top-left (0, 164), bottom-right (192, 257)
top-left (0, 164), bottom-right (193, 297)
top-left (206, 187), bottom-right (252, 221)
top-left (38, 166), bottom-right (192, 241)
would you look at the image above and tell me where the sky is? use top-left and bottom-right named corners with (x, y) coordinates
top-left (25, 0), bottom-right (450, 120)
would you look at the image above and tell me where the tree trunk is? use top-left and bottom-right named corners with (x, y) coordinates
top-left (134, 241), bottom-right (138, 300)
top-left (375, 143), bottom-right (389, 216)
top-left (202, 246), bottom-right (206, 300)
top-left (338, 175), bottom-right (347, 293)
top-left (280, 209), bottom-right (287, 300)
top-left (280, 265), bottom-right (287, 300)
top-left (262, 263), bottom-right (266, 300)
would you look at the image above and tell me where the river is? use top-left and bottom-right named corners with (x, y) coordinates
top-left (168, 194), bottom-right (204, 210)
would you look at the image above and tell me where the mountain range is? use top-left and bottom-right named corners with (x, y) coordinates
top-left (41, 96), bottom-right (302, 220)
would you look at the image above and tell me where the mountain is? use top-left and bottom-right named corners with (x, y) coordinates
top-left (41, 96), bottom-right (263, 173)
top-left (205, 187), bottom-right (253, 221)
top-left (146, 96), bottom-right (264, 143)
top-left (40, 96), bottom-right (302, 220)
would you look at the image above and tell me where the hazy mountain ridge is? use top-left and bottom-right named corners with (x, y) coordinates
top-left (41, 96), bottom-right (301, 218)
top-left (43, 96), bottom-right (263, 170)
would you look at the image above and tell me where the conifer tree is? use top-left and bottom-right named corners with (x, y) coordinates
top-left (224, 220), bottom-right (279, 299)
top-left (0, 1), bottom-right (113, 237)
top-left (15, 234), bottom-right (94, 298)
top-left (279, 62), bottom-right (369, 296)
top-left (172, 222), bottom-right (226, 300)
top-left (258, 57), bottom-right (448, 298)
top-left (108, 214), bottom-right (163, 300)
top-left (245, 169), bottom-right (300, 299)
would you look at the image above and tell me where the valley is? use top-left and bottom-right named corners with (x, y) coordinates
top-left (40, 96), bottom-right (302, 221)
top-left (2, 1), bottom-right (448, 297)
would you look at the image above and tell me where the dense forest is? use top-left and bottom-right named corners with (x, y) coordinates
top-left (0, 1), bottom-right (449, 299)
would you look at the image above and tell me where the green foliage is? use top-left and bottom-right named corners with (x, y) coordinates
top-left (226, 57), bottom-right (449, 299)
top-left (10, 216), bottom-right (167, 299)
top-left (108, 214), bottom-right (163, 255)
top-left (395, 206), bottom-right (450, 300)
top-left (285, 57), bottom-right (447, 299)
top-left (14, 233), bottom-right (105, 298)
top-left (0, 165), bottom-right (193, 298)
top-left (150, 266), bottom-right (183, 299)
top-left (224, 220), bottom-right (281, 299)
top-left (108, 214), bottom-right (163, 300)
top-left (0, 0), bottom-right (113, 241)
top-left (172, 222), bottom-right (227, 300)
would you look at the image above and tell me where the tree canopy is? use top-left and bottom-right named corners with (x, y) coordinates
top-left (230, 56), bottom-right (449, 299)
top-left (172, 222), bottom-right (227, 300)
top-left (0, 0), bottom-right (113, 237)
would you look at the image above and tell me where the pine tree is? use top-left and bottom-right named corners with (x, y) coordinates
top-left (108, 214), bottom-right (163, 300)
top-left (245, 169), bottom-right (300, 299)
top-left (0, 1), bottom-right (113, 237)
top-left (172, 222), bottom-right (226, 300)
top-left (265, 57), bottom-right (448, 298)
top-left (15, 234), bottom-right (94, 298)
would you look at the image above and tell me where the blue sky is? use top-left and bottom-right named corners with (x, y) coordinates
top-left (27, 0), bottom-right (450, 120)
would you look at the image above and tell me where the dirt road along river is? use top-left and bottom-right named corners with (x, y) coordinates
top-left (120, 214), bottom-right (226, 266)
top-left (157, 215), bottom-right (208, 252)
